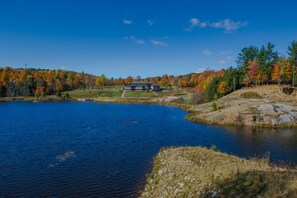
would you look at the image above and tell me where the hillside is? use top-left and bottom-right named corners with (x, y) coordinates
top-left (186, 85), bottom-right (297, 127)
top-left (141, 147), bottom-right (297, 198)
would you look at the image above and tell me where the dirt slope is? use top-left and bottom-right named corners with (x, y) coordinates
top-left (187, 85), bottom-right (297, 127)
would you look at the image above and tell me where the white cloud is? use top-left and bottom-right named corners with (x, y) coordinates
top-left (125, 36), bottom-right (145, 45)
top-left (202, 49), bottom-right (212, 56)
top-left (186, 18), bottom-right (247, 32)
top-left (136, 40), bottom-right (145, 45)
top-left (185, 18), bottom-right (200, 31)
top-left (123, 19), bottom-right (132, 25)
top-left (221, 49), bottom-right (232, 55)
top-left (148, 20), bottom-right (154, 26)
top-left (200, 22), bottom-right (207, 28)
top-left (151, 40), bottom-right (168, 47)
top-left (218, 60), bottom-right (226, 65)
top-left (124, 36), bottom-right (135, 40)
top-left (196, 68), bottom-right (208, 73)
top-left (226, 56), bottom-right (233, 60)
top-left (209, 19), bottom-right (248, 32)
top-left (190, 18), bottom-right (199, 27)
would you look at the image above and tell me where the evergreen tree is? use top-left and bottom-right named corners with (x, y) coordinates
top-left (236, 46), bottom-right (258, 84)
top-left (288, 40), bottom-right (297, 86)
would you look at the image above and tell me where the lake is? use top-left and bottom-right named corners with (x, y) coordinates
top-left (1, 102), bottom-right (297, 197)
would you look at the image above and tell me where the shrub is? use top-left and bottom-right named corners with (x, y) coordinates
top-left (210, 144), bottom-right (218, 151)
top-left (240, 92), bottom-right (262, 99)
top-left (192, 92), bottom-right (205, 104)
top-left (211, 170), bottom-right (296, 197)
top-left (212, 102), bottom-right (217, 111)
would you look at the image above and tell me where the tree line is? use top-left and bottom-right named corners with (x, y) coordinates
top-left (198, 40), bottom-right (297, 102)
top-left (1, 41), bottom-right (296, 101)
top-left (0, 68), bottom-right (97, 97)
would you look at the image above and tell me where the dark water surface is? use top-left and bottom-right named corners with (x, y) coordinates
top-left (1, 102), bottom-right (297, 197)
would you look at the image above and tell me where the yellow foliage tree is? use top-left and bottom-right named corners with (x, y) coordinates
top-left (218, 81), bottom-right (228, 95)
top-left (271, 62), bottom-right (281, 84)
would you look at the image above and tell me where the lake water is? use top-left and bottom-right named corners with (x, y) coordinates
top-left (1, 102), bottom-right (297, 197)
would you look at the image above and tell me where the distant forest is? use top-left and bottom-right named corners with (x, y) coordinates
top-left (1, 41), bottom-right (297, 102)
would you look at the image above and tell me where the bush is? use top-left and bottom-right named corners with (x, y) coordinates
top-left (240, 92), bottom-right (262, 99)
top-left (210, 144), bottom-right (218, 151)
top-left (64, 93), bottom-right (70, 99)
top-left (192, 92), bottom-right (205, 104)
top-left (217, 105), bottom-right (225, 110)
top-left (212, 102), bottom-right (217, 111)
top-left (211, 170), bottom-right (296, 197)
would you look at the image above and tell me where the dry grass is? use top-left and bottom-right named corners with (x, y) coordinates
top-left (141, 147), bottom-right (297, 198)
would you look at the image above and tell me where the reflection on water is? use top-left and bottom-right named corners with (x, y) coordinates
top-left (48, 151), bottom-right (76, 168)
top-left (222, 126), bottom-right (297, 163)
top-left (0, 102), bottom-right (296, 197)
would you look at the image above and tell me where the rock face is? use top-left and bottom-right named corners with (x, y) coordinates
top-left (187, 86), bottom-right (297, 128)
top-left (256, 104), bottom-right (297, 126)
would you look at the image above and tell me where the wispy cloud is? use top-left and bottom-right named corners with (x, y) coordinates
top-left (136, 40), bottom-right (145, 45)
top-left (190, 18), bottom-right (199, 27)
top-left (123, 19), bottom-right (132, 25)
top-left (148, 20), bottom-right (154, 26)
top-left (125, 36), bottom-right (145, 45)
top-left (124, 36), bottom-right (135, 40)
top-left (226, 56), bottom-right (233, 60)
top-left (209, 19), bottom-right (248, 32)
top-left (185, 18), bottom-right (204, 31)
top-left (221, 49), bottom-right (232, 55)
top-left (186, 18), bottom-right (247, 32)
top-left (202, 49), bottom-right (212, 56)
top-left (196, 67), bottom-right (213, 73)
top-left (151, 40), bottom-right (168, 47)
top-left (218, 60), bottom-right (226, 65)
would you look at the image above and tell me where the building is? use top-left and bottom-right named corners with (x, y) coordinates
top-left (125, 81), bottom-right (161, 91)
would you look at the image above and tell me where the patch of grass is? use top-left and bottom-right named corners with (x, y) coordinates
top-left (63, 88), bottom-right (122, 98)
top-left (240, 92), bottom-right (262, 99)
top-left (124, 91), bottom-right (157, 98)
top-left (208, 170), bottom-right (297, 198)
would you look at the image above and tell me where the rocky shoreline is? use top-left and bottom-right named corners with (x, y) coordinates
top-left (185, 85), bottom-right (297, 128)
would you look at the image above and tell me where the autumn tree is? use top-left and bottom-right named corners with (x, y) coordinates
top-left (236, 46), bottom-right (258, 85)
top-left (218, 81), bottom-right (228, 95)
top-left (271, 62), bottom-right (281, 84)
top-left (96, 75), bottom-right (107, 87)
top-left (282, 60), bottom-right (293, 84)
top-left (160, 74), bottom-right (169, 86)
top-left (245, 60), bottom-right (259, 85)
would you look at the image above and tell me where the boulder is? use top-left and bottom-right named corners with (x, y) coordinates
top-left (277, 114), bottom-right (295, 125)
top-left (274, 104), bottom-right (296, 113)
top-left (258, 104), bottom-right (274, 112)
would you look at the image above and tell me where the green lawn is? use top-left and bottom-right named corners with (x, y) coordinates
top-left (63, 88), bottom-right (122, 98)
top-left (124, 91), bottom-right (157, 98)
top-left (62, 86), bottom-right (186, 99)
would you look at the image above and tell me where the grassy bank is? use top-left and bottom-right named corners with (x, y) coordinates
top-left (0, 95), bottom-right (71, 102)
top-left (63, 88), bottom-right (122, 98)
top-left (141, 147), bottom-right (297, 198)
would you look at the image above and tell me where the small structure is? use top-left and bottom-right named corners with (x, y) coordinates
top-left (125, 81), bottom-right (160, 92)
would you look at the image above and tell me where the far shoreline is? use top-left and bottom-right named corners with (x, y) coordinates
top-left (1, 92), bottom-right (297, 129)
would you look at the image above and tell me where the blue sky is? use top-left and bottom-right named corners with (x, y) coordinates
top-left (0, 0), bottom-right (297, 78)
